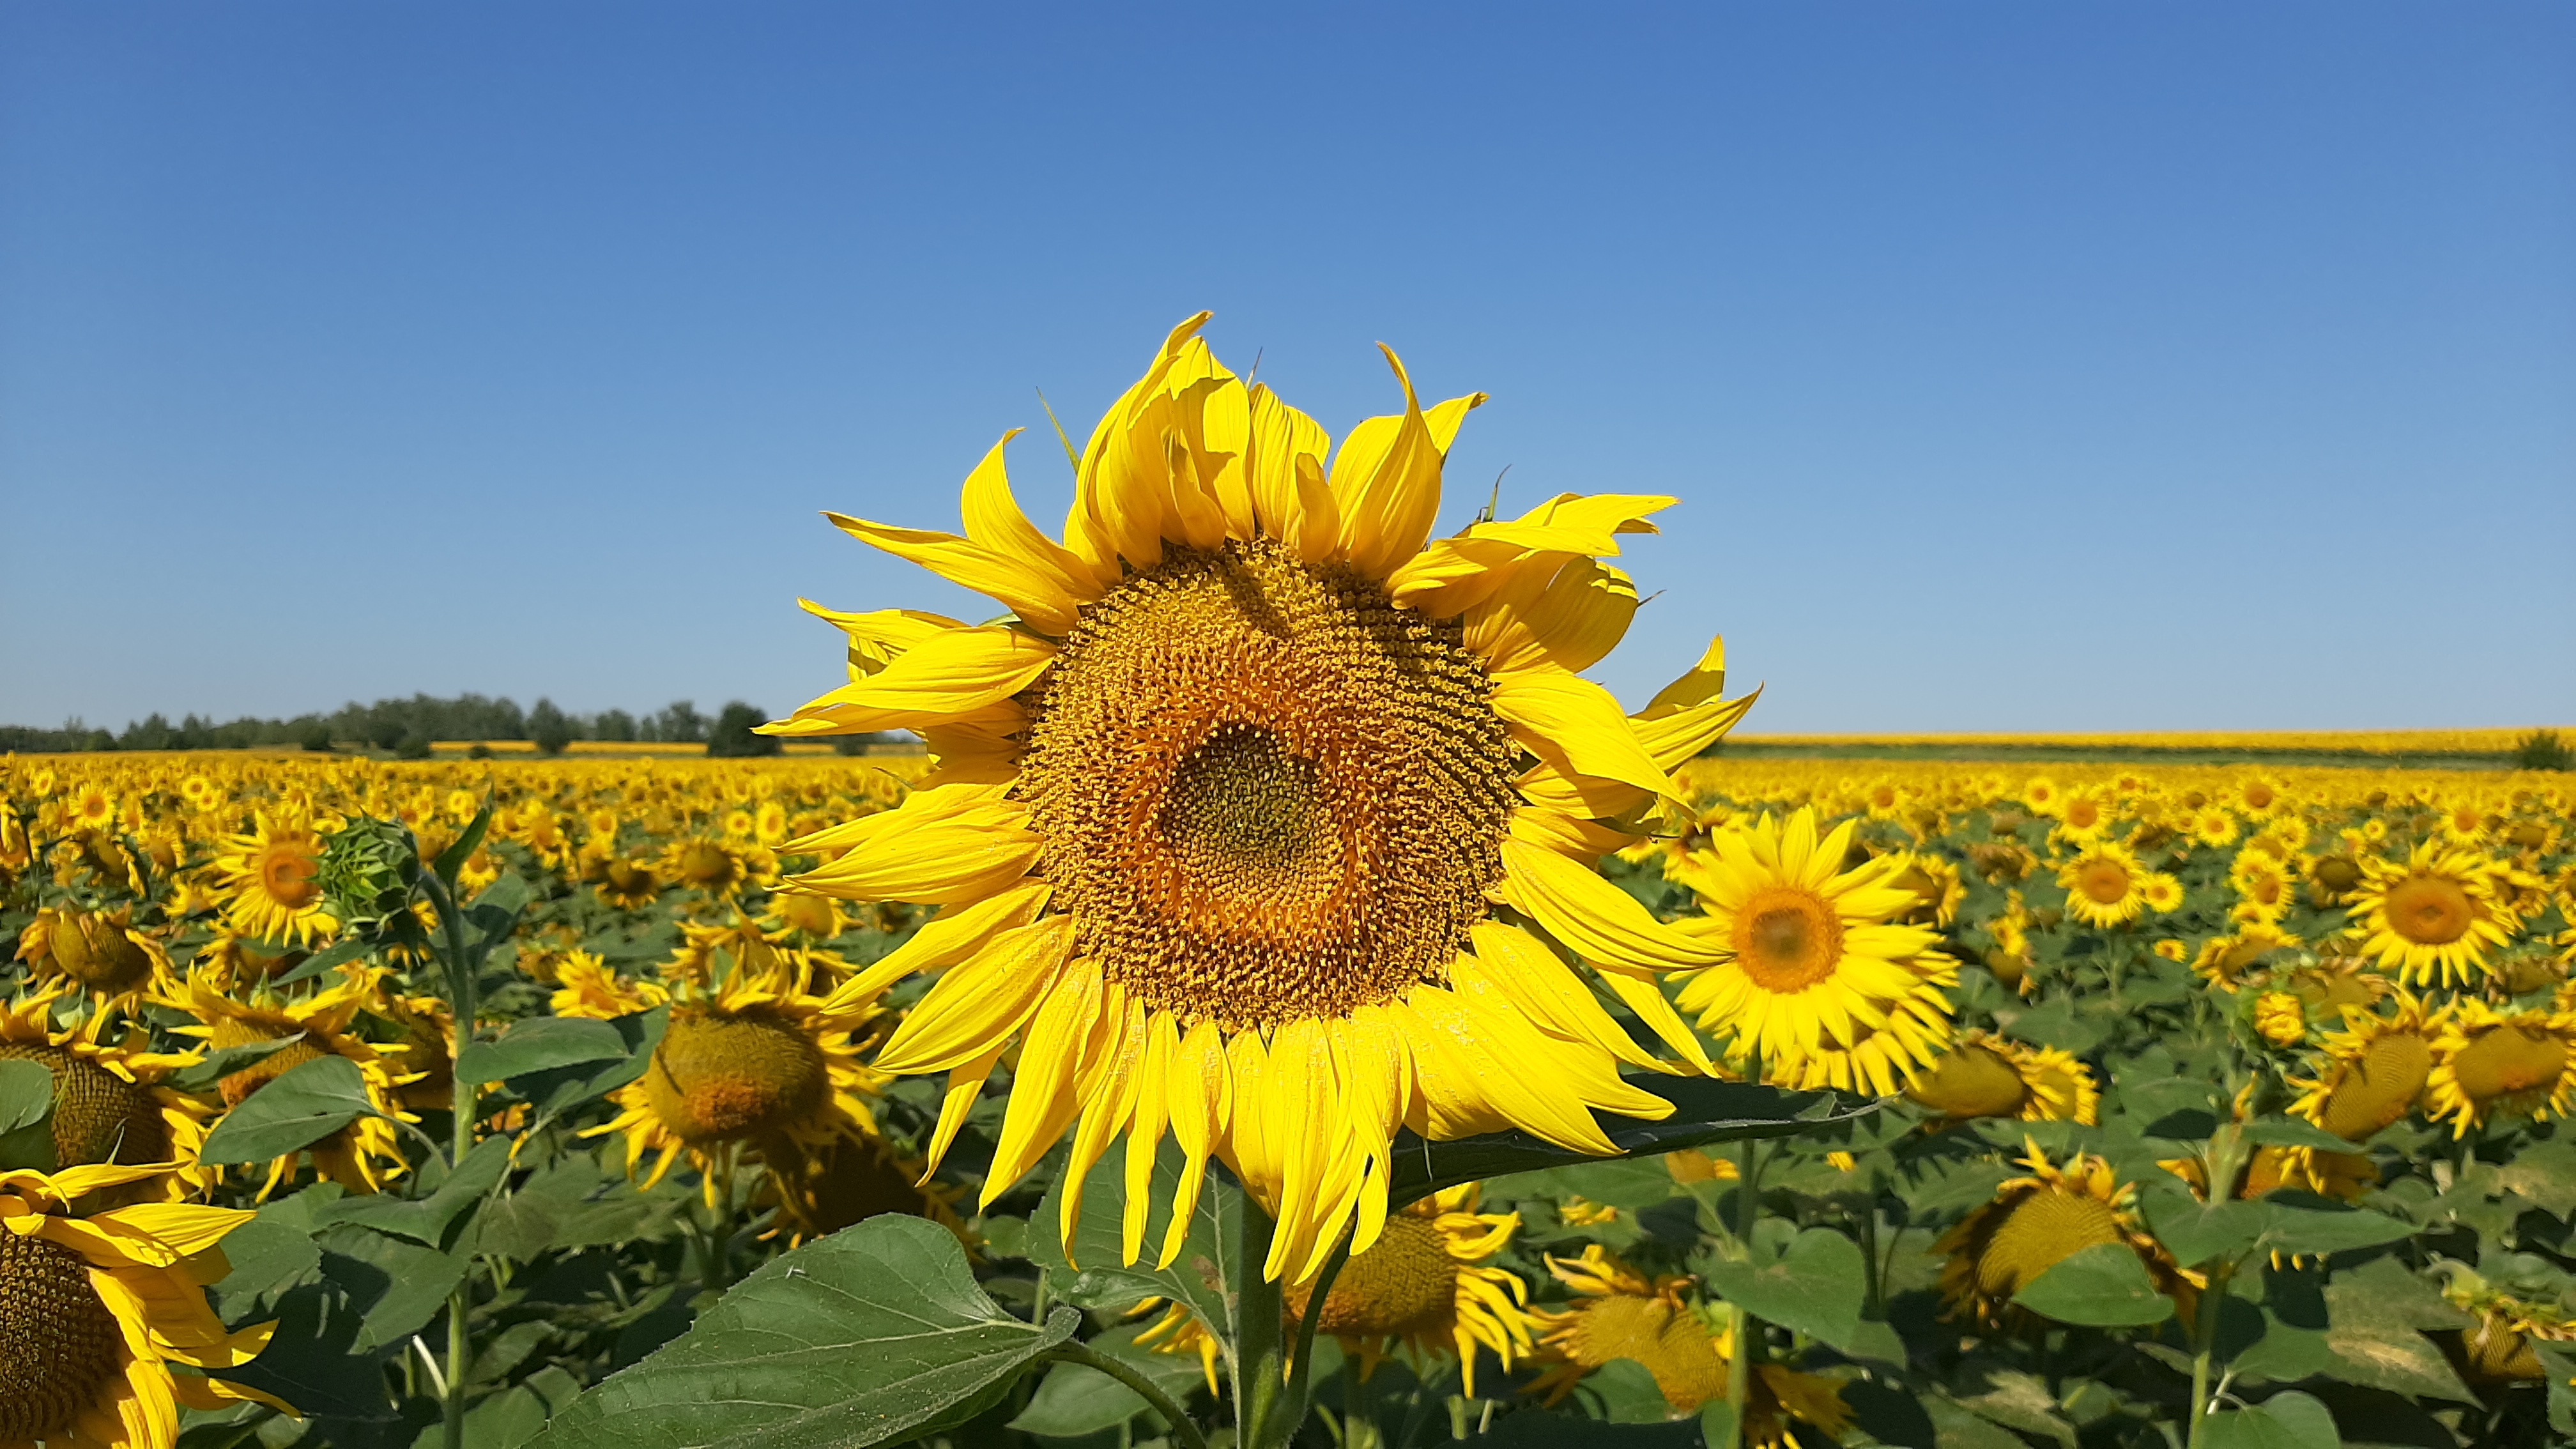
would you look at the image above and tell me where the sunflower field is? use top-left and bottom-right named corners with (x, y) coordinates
top-left (4, 320), bottom-right (2576, 1449)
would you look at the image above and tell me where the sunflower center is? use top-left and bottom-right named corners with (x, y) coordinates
top-left (1016, 539), bottom-right (1516, 1030)
top-left (1731, 887), bottom-right (1843, 993)
top-left (643, 1008), bottom-right (829, 1143)
top-left (1291, 1213), bottom-right (1456, 1338)
top-left (1561, 1294), bottom-right (1724, 1413)
top-left (1977, 1188), bottom-right (2123, 1298)
top-left (2073, 859), bottom-right (2131, 906)
top-left (210, 1018), bottom-right (331, 1108)
top-left (677, 844), bottom-right (737, 889)
top-left (259, 843), bottom-right (321, 908)
top-left (2322, 1031), bottom-right (2432, 1139)
top-left (2453, 1025), bottom-right (2568, 1104)
top-left (2385, 876), bottom-right (2472, 945)
top-left (2313, 857), bottom-right (2361, 893)
top-left (1906, 1045), bottom-right (2028, 1120)
top-left (0, 1045), bottom-right (169, 1169)
top-left (0, 1230), bottom-right (125, 1441)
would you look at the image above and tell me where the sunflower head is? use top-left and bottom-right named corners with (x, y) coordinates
top-left (2288, 992), bottom-right (2437, 1142)
top-left (17, 908), bottom-right (163, 996)
top-left (642, 1003), bottom-right (831, 1145)
top-left (2427, 1001), bottom-right (2576, 1137)
top-left (314, 813), bottom-right (421, 940)
top-left (0, 1216), bottom-right (126, 1441)
top-left (2057, 844), bottom-right (2150, 928)
top-left (2350, 843), bottom-right (2515, 986)
top-left (1938, 1144), bottom-right (2174, 1328)
top-left (597, 858), bottom-right (664, 909)
top-left (1529, 1246), bottom-right (1722, 1413)
top-left (1905, 1032), bottom-right (2099, 1125)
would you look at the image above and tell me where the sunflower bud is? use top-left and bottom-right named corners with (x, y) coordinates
top-left (316, 815), bottom-right (421, 939)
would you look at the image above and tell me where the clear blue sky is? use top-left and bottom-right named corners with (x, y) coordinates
top-left (4, 3), bottom-right (2570, 735)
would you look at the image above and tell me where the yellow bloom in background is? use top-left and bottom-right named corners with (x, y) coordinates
top-left (549, 951), bottom-right (668, 1021)
top-left (1904, 1031), bottom-right (2099, 1125)
top-left (1666, 808), bottom-right (1957, 1094)
top-left (2426, 1000), bottom-right (2576, 1138)
top-left (15, 906), bottom-right (171, 1000)
top-left (2349, 841), bottom-right (2516, 986)
top-left (2288, 991), bottom-right (2437, 1142)
top-left (0, 1164), bottom-right (287, 1445)
top-left (593, 857), bottom-right (664, 910)
top-left (0, 992), bottom-right (210, 1205)
top-left (2057, 843), bottom-right (2154, 928)
top-left (1889, 852), bottom-right (1965, 928)
top-left (160, 967), bottom-right (414, 1197)
top-left (2189, 806), bottom-right (2241, 850)
top-left (1284, 1183), bottom-right (1535, 1397)
top-left (209, 810), bottom-right (338, 946)
top-left (1937, 1142), bottom-right (2184, 1328)
top-left (2253, 991), bottom-right (2309, 1046)
top-left (2228, 852), bottom-right (2296, 923)
top-left (2189, 923), bottom-right (2303, 986)
top-left (765, 316), bottom-right (1752, 1284)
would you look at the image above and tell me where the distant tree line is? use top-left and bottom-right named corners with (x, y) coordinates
top-left (0, 694), bottom-right (901, 758)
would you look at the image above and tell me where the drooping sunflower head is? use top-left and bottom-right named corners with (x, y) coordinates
top-left (2287, 991), bottom-right (2437, 1142)
top-left (2349, 841), bottom-right (2517, 986)
top-left (0, 993), bottom-right (209, 1204)
top-left (161, 966), bottom-right (412, 1197)
top-left (1905, 1031), bottom-right (2099, 1126)
top-left (211, 809), bottom-right (340, 946)
top-left (594, 857), bottom-right (664, 910)
top-left (2057, 843), bottom-right (2152, 928)
top-left (1283, 1183), bottom-right (1532, 1397)
top-left (2426, 1000), bottom-right (2576, 1138)
top-left (549, 951), bottom-right (670, 1022)
top-left (1668, 808), bottom-right (1957, 1095)
top-left (2189, 923), bottom-right (2304, 986)
top-left (1937, 1142), bottom-right (2176, 1328)
top-left (14, 906), bottom-right (169, 999)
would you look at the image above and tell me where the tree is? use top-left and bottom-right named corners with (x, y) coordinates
top-left (707, 702), bottom-right (780, 758)
top-left (594, 708), bottom-right (638, 743)
top-left (656, 701), bottom-right (707, 744)
top-left (529, 698), bottom-right (575, 756)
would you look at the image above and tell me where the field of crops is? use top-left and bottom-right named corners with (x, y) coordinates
top-left (3, 743), bottom-right (2571, 1449)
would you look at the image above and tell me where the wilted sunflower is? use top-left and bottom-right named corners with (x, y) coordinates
top-left (766, 316), bottom-right (1751, 1284)
top-left (1904, 1031), bottom-right (2097, 1125)
top-left (590, 940), bottom-right (890, 1227)
top-left (14, 907), bottom-right (170, 1000)
top-left (2055, 844), bottom-right (2162, 929)
top-left (1937, 1142), bottom-right (2186, 1328)
top-left (2426, 1000), bottom-right (2576, 1138)
top-left (1665, 808), bottom-right (1956, 1095)
top-left (0, 1164), bottom-right (287, 1445)
top-left (160, 967), bottom-right (414, 1197)
top-left (208, 810), bottom-right (338, 946)
top-left (1526, 1245), bottom-right (1851, 1446)
top-left (2287, 990), bottom-right (2437, 1143)
top-left (0, 994), bottom-right (209, 1204)
top-left (1284, 1183), bottom-right (1535, 1397)
top-left (2349, 841), bottom-right (2516, 986)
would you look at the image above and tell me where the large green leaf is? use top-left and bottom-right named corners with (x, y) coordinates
top-left (1028, 1138), bottom-right (1240, 1346)
top-left (456, 1016), bottom-right (631, 1087)
top-left (2013, 1242), bottom-right (2175, 1327)
top-left (1388, 1078), bottom-right (1875, 1206)
top-left (519, 1006), bottom-right (666, 1121)
top-left (2258, 1195), bottom-right (2415, 1258)
top-left (330, 1134), bottom-right (514, 1249)
top-left (197, 1055), bottom-right (381, 1166)
top-left (0, 1057), bottom-right (57, 1172)
top-left (2142, 1192), bottom-right (2268, 1269)
top-left (1699, 1227), bottom-right (1866, 1351)
top-left (530, 1215), bottom-right (1078, 1449)
top-left (2200, 1391), bottom-right (2338, 1449)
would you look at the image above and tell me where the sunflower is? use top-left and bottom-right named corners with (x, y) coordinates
top-left (548, 953), bottom-right (668, 1021)
top-left (2287, 991), bottom-right (2437, 1142)
top-left (765, 316), bottom-right (1752, 1285)
top-left (594, 858), bottom-right (664, 910)
top-left (158, 967), bottom-right (414, 1197)
top-left (14, 908), bottom-right (170, 1000)
top-left (2253, 991), bottom-right (2308, 1047)
top-left (208, 811), bottom-right (337, 947)
top-left (2189, 924), bottom-right (2304, 986)
top-left (758, 889), bottom-right (850, 942)
top-left (590, 939), bottom-right (891, 1228)
top-left (2439, 1278), bottom-right (2576, 1386)
top-left (0, 994), bottom-right (210, 1206)
top-left (0, 1165), bottom-right (288, 1446)
top-left (1665, 808), bottom-right (1957, 1095)
top-left (1889, 854), bottom-right (1965, 928)
top-left (1937, 1142), bottom-right (2186, 1328)
top-left (1526, 1245), bottom-right (1851, 1446)
top-left (2426, 1001), bottom-right (2576, 1138)
top-left (2347, 841), bottom-right (2517, 987)
top-left (756, 1135), bottom-right (970, 1248)
top-left (2055, 844), bottom-right (2156, 929)
top-left (2228, 854), bottom-right (2296, 924)
top-left (1282, 1183), bottom-right (1535, 1397)
top-left (2188, 808), bottom-right (2241, 850)
top-left (2049, 792), bottom-right (2113, 845)
top-left (1904, 1031), bottom-right (2097, 1125)
top-left (663, 839), bottom-right (751, 900)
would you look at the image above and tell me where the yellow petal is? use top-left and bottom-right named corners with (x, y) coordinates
top-left (1465, 922), bottom-right (1669, 1073)
top-left (983, 963), bottom-right (1107, 1203)
top-left (1498, 838), bottom-right (1725, 973)
top-left (874, 916), bottom-right (1076, 1075)
top-left (1641, 636), bottom-right (1727, 718)
top-left (1489, 667), bottom-right (1671, 798)
top-left (825, 511), bottom-right (1085, 636)
top-left (1248, 383), bottom-right (1333, 556)
top-left (960, 429), bottom-right (1100, 612)
top-left (820, 881), bottom-right (1050, 1013)
top-left (1330, 346), bottom-right (1448, 578)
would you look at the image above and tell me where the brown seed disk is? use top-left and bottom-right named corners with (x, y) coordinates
top-left (0, 1044), bottom-right (169, 1169)
top-left (0, 1230), bottom-right (124, 1440)
top-left (1016, 539), bottom-right (1516, 1031)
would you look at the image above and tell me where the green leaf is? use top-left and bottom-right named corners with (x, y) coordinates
top-left (530, 1215), bottom-right (1078, 1449)
top-left (1696, 1402), bottom-right (1740, 1449)
top-left (2142, 1192), bottom-right (2269, 1269)
top-left (2241, 1118), bottom-right (2363, 1154)
top-left (436, 799), bottom-right (494, 885)
top-left (2200, 1390), bottom-right (2338, 1449)
top-left (2013, 1242), bottom-right (2175, 1327)
top-left (197, 1055), bottom-right (381, 1166)
top-left (1390, 1078), bottom-right (1876, 1207)
top-left (519, 1007), bottom-right (666, 1120)
top-left (267, 936), bottom-right (371, 988)
top-left (2258, 1195), bottom-right (2415, 1257)
top-left (330, 1135), bottom-right (514, 1249)
top-left (166, 1033), bottom-right (309, 1092)
top-left (1699, 1228), bottom-right (1865, 1351)
top-left (0, 1057), bottom-right (57, 1172)
top-left (1028, 1138), bottom-right (1242, 1371)
top-left (1006, 1360), bottom-right (1151, 1438)
top-left (2493, 1140), bottom-right (2576, 1220)
top-left (457, 1016), bottom-right (630, 1087)
top-left (316, 1220), bottom-right (470, 1352)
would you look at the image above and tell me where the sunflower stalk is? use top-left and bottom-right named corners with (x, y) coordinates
top-left (1723, 1049), bottom-right (1768, 1449)
top-left (418, 846), bottom-right (482, 1449)
top-left (1231, 1197), bottom-right (1289, 1447)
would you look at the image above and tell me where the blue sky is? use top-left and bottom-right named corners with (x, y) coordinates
top-left (4, 3), bottom-right (2570, 734)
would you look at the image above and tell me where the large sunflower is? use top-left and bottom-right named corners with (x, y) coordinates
top-left (1665, 809), bottom-right (1956, 1095)
top-left (765, 317), bottom-right (1751, 1284)
top-left (159, 968), bottom-right (413, 1197)
top-left (0, 1164), bottom-right (286, 1446)
top-left (208, 811), bottom-right (337, 947)
top-left (1904, 1031), bottom-right (2097, 1126)
top-left (2426, 1000), bottom-right (2576, 1138)
top-left (2287, 991), bottom-right (2437, 1142)
top-left (2348, 841), bottom-right (2517, 986)
top-left (0, 994), bottom-right (210, 1206)
top-left (1937, 1142), bottom-right (2188, 1328)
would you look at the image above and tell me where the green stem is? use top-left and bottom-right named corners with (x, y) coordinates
top-left (1724, 1050), bottom-right (1766, 1449)
top-left (421, 872), bottom-right (479, 1449)
top-left (1278, 1233), bottom-right (1353, 1445)
top-left (2183, 1262), bottom-right (2234, 1449)
top-left (1052, 1340), bottom-right (1211, 1449)
top-left (1232, 1197), bottom-right (1287, 1447)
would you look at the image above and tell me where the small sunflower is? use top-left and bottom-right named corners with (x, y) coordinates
top-left (663, 839), bottom-right (750, 900)
top-left (2287, 991), bottom-right (2437, 1142)
top-left (758, 890), bottom-right (850, 942)
top-left (1526, 1245), bottom-right (1851, 1445)
top-left (2426, 1000), bottom-right (2576, 1138)
top-left (2056, 843), bottom-right (2154, 928)
top-left (590, 940), bottom-right (891, 1229)
top-left (1667, 808), bottom-right (1957, 1095)
top-left (2349, 841), bottom-right (2517, 987)
top-left (549, 952), bottom-right (669, 1021)
top-left (2188, 808), bottom-right (2241, 850)
top-left (2228, 854), bottom-right (2296, 924)
top-left (1889, 854), bottom-right (1966, 929)
top-left (2253, 991), bottom-right (2308, 1047)
top-left (1284, 1184), bottom-right (1535, 1397)
top-left (14, 908), bottom-right (170, 1001)
top-left (160, 967), bottom-right (415, 1197)
top-left (594, 858), bottom-right (664, 910)
top-left (0, 993), bottom-right (210, 1205)
top-left (2189, 923), bottom-right (2304, 986)
top-left (1905, 1031), bottom-right (2098, 1125)
top-left (1936, 1142), bottom-right (2186, 1328)
top-left (209, 811), bottom-right (338, 947)
top-left (0, 1164), bottom-right (288, 1445)
top-left (2139, 872), bottom-right (2186, 915)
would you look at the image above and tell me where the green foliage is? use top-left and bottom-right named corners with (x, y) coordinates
top-left (2517, 728), bottom-right (2573, 771)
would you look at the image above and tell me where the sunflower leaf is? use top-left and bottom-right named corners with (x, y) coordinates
top-left (266, 936), bottom-right (372, 988)
top-left (0, 1057), bottom-right (57, 1172)
top-left (167, 1031), bottom-right (310, 1092)
top-left (435, 797), bottom-right (495, 886)
top-left (198, 1054), bottom-right (382, 1166)
top-left (1029, 1136), bottom-right (1241, 1342)
top-left (518, 1005), bottom-right (667, 1121)
top-left (528, 1215), bottom-right (1078, 1449)
top-left (2258, 1193), bottom-right (2417, 1257)
top-left (330, 1133), bottom-right (516, 1249)
top-left (2199, 1390), bottom-right (2339, 1449)
top-left (2012, 1241), bottom-right (2177, 1327)
top-left (1699, 1226), bottom-right (1866, 1350)
top-left (457, 1015), bottom-right (631, 1086)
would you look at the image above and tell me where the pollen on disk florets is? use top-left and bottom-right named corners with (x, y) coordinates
top-left (0, 1229), bottom-right (125, 1441)
top-left (1015, 537), bottom-right (1517, 1031)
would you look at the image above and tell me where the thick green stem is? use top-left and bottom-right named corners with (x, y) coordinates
top-left (1053, 1340), bottom-right (1211, 1449)
top-left (1232, 1198), bottom-right (1287, 1446)
top-left (1277, 1234), bottom-right (1353, 1445)
top-left (423, 873), bottom-right (479, 1449)
top-left (1724, 1051), bottom-right (1767, 1449)
top-left (2183, 1262), bottom-right (2234, 1449)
